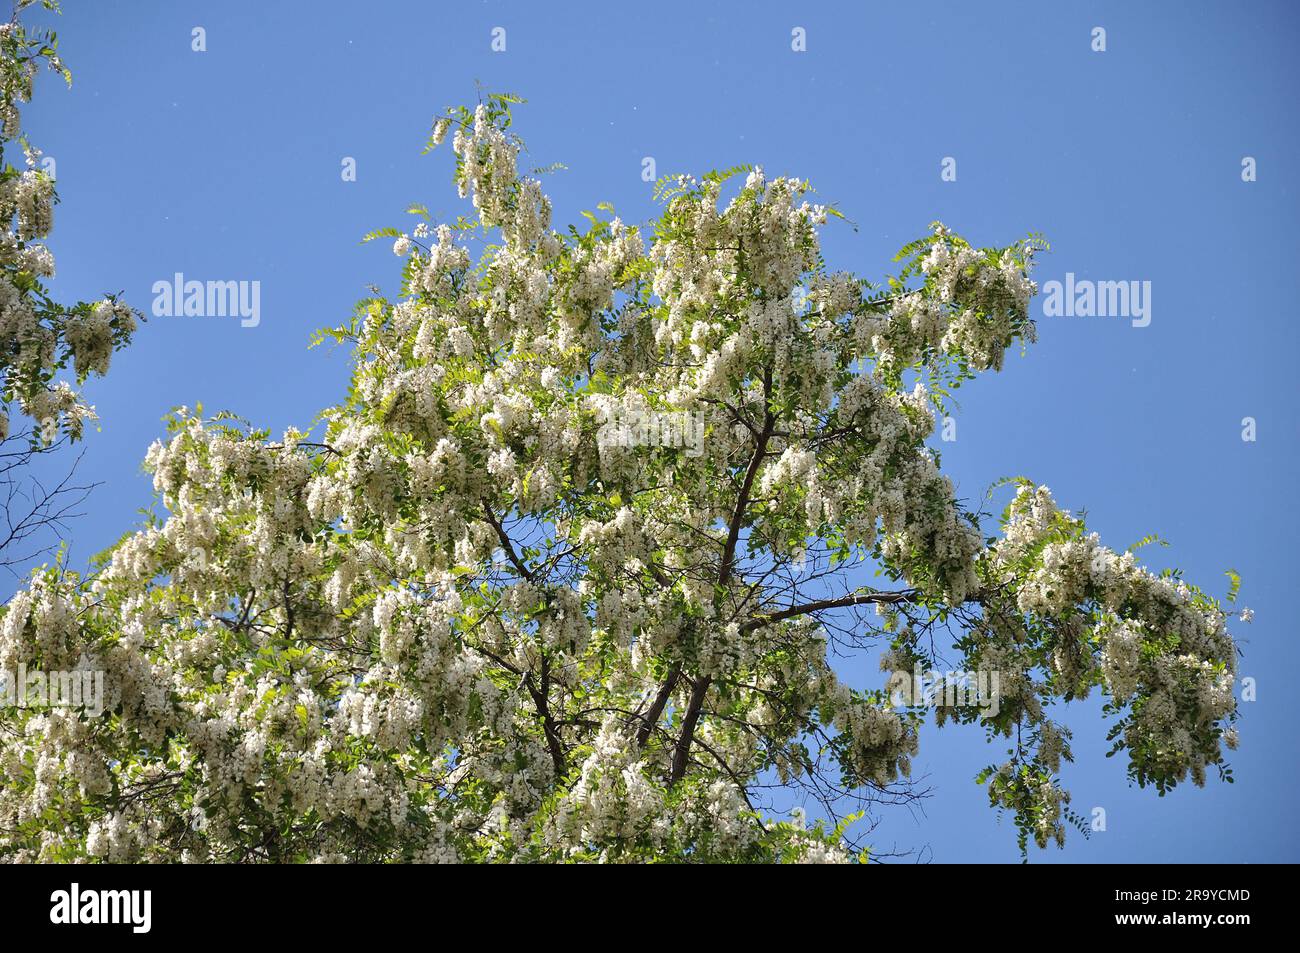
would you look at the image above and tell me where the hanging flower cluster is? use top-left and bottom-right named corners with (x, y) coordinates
top-left (0, 4), bottom-right (137, 444)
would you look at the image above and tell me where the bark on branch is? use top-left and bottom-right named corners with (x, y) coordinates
top-left (670, 367), bottom-right (775, 783)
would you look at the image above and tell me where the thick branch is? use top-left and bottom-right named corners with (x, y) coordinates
top-left (670, 674), bottom-right (710, 783)
top-left (671, 366), bottom-right (774, 782)
top-left (524, 656), bottom-right (566, 778)
top-left (635, 663), bottom-right (680, 747)
top-left (741, 588), bottom-right (918, 634)
top-left (718, 369), bottom-right (774, 587)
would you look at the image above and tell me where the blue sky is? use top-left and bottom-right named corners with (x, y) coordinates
top-left (18, 0), bottom-right (1299, 862)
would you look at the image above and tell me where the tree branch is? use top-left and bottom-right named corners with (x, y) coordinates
top-left (671, 364), bottom-right (774, 783)
top-left (741, 588), bottom-right (918, 634)
top-left (481, 499), bottom-right (534, 581)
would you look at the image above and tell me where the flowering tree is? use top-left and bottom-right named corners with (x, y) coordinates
top-left (0, 2), bottom-right (136, 574)
top-left (1, 2), bottom-right (136, 446)
top-left (0, 95), bottom-right (1241, 863)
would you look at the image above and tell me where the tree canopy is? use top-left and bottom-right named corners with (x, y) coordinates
top-left (0, 88), bottom-right (1241, 863)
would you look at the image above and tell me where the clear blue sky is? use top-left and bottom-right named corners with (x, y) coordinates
top-left (19, 0), bottom-right (1299, 862)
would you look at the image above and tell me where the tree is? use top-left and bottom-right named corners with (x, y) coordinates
top-left (0, 1), bottom-right (137, 570)
top-left (0, 95), bottom-right (1241, 864)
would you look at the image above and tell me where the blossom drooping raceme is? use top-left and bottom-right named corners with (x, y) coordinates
top-left (0, 8), bottom-right (138, 444)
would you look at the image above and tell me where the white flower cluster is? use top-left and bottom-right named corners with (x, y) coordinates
top-left (546, 718), bottom-right (665, 850)
top-left (857, 223), bottom-right (1039, 380)
top-left (0, 16), bottom-right (137, 443)
top-left (985, 483), bottom-right (1238, 792)
top-left (828, 688), bottom-right (918, 786)
top-left (986, 766), bottom-right (1072, 850)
